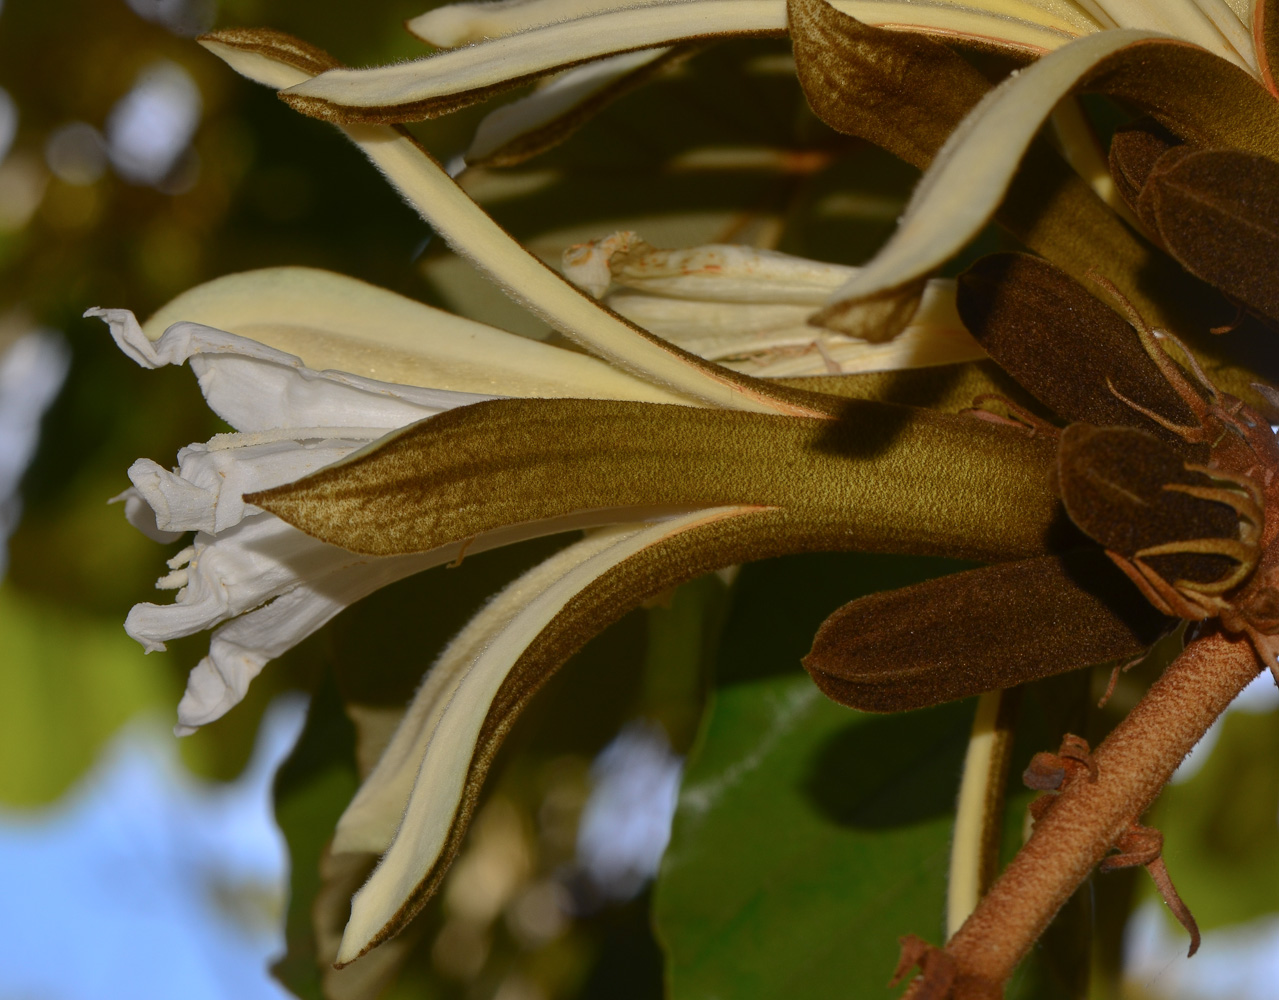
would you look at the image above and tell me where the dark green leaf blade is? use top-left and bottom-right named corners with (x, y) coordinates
top-left (655, 551), bottom-right (974, 1000)
top-left (804, 550), bottom-right (1171, 712)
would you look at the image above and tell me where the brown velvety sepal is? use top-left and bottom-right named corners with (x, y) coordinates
top-left (1108, 119), bottom-right (1177, 229)
top-left (787, 0), bottom-right (989, 170)
top-left (1142, 148), bottom-right (1279, 325)
top-left (956, 254), bottom-right (1201, 444)
top-left (803, 549), bottom-right (1171, 712)
top-left (1057, 423), bottom-right (1239, 584)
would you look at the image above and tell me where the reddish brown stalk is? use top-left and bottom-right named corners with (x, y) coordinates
top-left (902, 627), bottom-right (1262, 1000)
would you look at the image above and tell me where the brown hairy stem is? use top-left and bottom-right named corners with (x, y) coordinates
top-left (904, 626), bottom-right (1261, 999)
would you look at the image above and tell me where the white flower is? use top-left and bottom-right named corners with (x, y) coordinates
top-left (90, 265), bottom-right (705, 735)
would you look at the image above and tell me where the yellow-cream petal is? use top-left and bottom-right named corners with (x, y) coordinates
top-left (144, 266), bottom-right (691, 403)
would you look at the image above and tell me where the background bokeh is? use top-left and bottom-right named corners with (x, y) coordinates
top-left (2, 2), bottom-right (1278, 999)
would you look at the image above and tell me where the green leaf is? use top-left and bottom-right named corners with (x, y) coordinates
top-left (654, 551), bottom-right (975, 999)
top-left (1147, 707), bottom-right (1279, 932)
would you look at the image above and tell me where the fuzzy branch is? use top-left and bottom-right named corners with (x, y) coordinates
top-left (906, 626), bottom-right (1262, 999)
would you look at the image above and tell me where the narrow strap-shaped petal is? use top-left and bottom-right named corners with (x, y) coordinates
top-left (822, 29), bottom-right (1279, 318)
top-left (334, 493), bottom-right (1070, 963)
top-left (1082, 0), bottom-right (1254, 69)
top-left (334, 512), bottom-right (751, 963)
top-left (1255, 0), bottom-right (1279, 94)
top-left (803, 549), bottom-right (1172, 711)
top-left (410, 0), bottom-right (1097, 48)
top-left (464, 47), bottom-right (687, 167)
top-left (250, 396), bottom-right (1067, 562)
top-left (408, 0), bottom-right (663, 47)
top-left (281, 0), bottom-right (1084, 125)
top-left (199, 30), bottom-right (823, 416)
top-left (141, 266), bottom-right (694, 404)
top-left (90, 307), bottom-right (482, 431)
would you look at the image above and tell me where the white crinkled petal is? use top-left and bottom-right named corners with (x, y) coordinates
top-left (125, 514), bottom-right (369, 649)
top-left (127, 459), bottom-right (219, 535)
top-left (87, 308), bottom-right (492, 432)
top-left (174, 549), bottom-right (437, 734)
top-left (110, 486), bottom-right (185, 544)
top-left (161, 432), bottom-right (381, 534)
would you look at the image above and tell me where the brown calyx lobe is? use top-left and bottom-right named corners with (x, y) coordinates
top-left (956, 254), bottom-right (1205, 452)
top-left (803, 549), bottom-right (1171, 712)
top-left (1057, 423), bottom-right (1240, 585)
top-left (1140, 147), bottom-right (1279, 326)
top-left (1108, 119), bottom-right (1177, 214)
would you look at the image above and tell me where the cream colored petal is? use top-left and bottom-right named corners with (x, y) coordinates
top-left (604, 278), bottom-right (983, 374)
top-left (821, 29), bottom-right (1160, 317)
top-left (286, 1), bottom-right (1087, 120)
top-left (561, 233), bottom-right (854, 303)
top-left (465, 48), bottom-right (674, 166)
top-left (410, 0), bottom-right (660, 47)
top-left (200, 35), bottom-right (811, 416)
top-left (1048, 97), bottom-right (1140, 224)
top-left (333, 533), bottom-right (601, 855)
top-left (144, 267), bottom-right (690, 404)
top-left (607, 242), bottom-right (856, 304)
top-left (91, 307), bottom-right (483, 432)
top-left (174, 550), bottom-right (438, 734)
top-left (335, 508), bottom-right (750, 965)
top-left (1085, 0), bottom-right (1255, 69)
top-left (412, 0), bottom-right (1097, 47)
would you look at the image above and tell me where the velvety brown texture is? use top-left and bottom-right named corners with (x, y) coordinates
top-left (802, 549), bottom-right (1170, 712)
top-left (1108, 120), bottom-right (1177, 228)
top-left (1077, 39), bottom-right (1279, 160)
top-left (1057, 423), bottom-right (1239, 583)
top-left (956, 253), bottom-right (1202, 445)
top-left (201, 27), bottom-right (343, 75)
top-left (787, 0), bottom-right (989, 170)
top-left (250, 397), bottom-right (1069, 560)
top-left (773, 361), bottom-right (1049, 416)
top-left (933, 629), bottom-right (1262, 996)
top-left (1143, 148), bottom-right (1279, 324)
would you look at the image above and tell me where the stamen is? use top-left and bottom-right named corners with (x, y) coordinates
top-left (1134, 538), bottom-right (1257, 594)
top-left (156, 569), bottom-right (189, 590)
top-left (167, 545), bottom-right (195, 570)
top-left (1105, 377), bottom-right (1207, 441)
